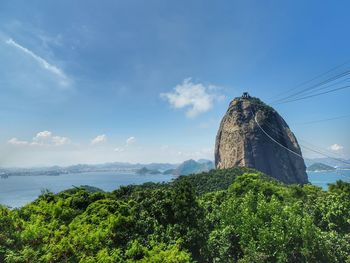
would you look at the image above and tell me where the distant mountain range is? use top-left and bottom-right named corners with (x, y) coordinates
top-left (163, 159), bottom-right (214, 176)
top-left (135, 159), bottom-right (215, 176)
top-left (0, 159), bottom-right (214, 177)
top-left (6, 157), bottom-right (348, 178)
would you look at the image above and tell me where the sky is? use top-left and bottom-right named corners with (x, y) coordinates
top-left (0, 0), bottom-right (349, 167)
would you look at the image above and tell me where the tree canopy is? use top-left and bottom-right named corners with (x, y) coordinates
top-left (1, 168), bottom-right (349, 262)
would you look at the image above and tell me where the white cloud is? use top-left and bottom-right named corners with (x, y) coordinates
top-left (8, 131), bottom-right (70, 147)
top-left (126, 136), bottom-right (136, 146)
top-left (52, 136), bottom-right (70, 146)
top-left (161, 78), bottom-right (225, 117)
top-left (5, 38), bottom-right (70, 87)
top-left (32, 131), bottom-right (70, 146)
top-left (329, 144), bottom-right (344, 151)
top-left (32, 130), bottom-right (52, 142)
top-left (8, 138), bottom-right (29, 146)
top-left (114, 147), bottom-right (125, 152)
top-left (113, 137), bottom-right (136, 153)
top-left (91, 134), bottom-right (107, 145)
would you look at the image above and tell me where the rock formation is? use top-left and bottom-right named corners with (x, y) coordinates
top-left (215, 95), bottom-right (308, 184)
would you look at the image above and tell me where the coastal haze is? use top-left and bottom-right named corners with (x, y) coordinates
top-left (1, 157), bottom-right (349, 207)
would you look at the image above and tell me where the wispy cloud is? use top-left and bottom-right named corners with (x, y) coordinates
top-left (329, 143), bottom-right (344, 152)
top-left (5, 38), bottom-right (70, 87)
top-left (91, 134), bottom-right (107, 145)
top-left (126, 136), bottom-right (136, 146)
top-left (113, 136), bottom-right (136, 153)
top-left (114, 147), bottom-right (125, 152)
top-left (8, 131), bottom-right (70, 147)
top-left (7, 138), bottom-right (29, 146)
top-left (161, 78), bottom-right (225, 118)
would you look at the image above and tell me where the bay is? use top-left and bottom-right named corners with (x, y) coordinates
top-left (307, 169), bottom-right (350, 189)
top-left (1, 170), bottom-right (350, 208)
top-left (0, 171), bottom-right (174, 208)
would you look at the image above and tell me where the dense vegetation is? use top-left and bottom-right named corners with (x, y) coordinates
top-left (1, 168), bottom-right (350, 262)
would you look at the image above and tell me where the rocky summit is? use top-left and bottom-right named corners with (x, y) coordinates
top-left (215, 94), bottom-right (308, 184)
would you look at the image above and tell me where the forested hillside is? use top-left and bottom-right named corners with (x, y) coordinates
top-left (1, 168), bottom-right (350, 262)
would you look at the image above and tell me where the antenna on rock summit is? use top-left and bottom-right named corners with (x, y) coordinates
top-left (242, 92), bottom-right (250, 99)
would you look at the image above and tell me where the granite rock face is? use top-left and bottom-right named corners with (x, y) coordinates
top-left (215, 97), bottom-right (308, 184)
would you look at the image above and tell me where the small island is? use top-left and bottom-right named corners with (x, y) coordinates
top-left (307, 163), bottom-right (336, 172)
top-left (135, 167), bottom-right (162, 175)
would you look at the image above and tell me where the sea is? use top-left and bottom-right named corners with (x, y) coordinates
top-left (0, 170), bottom-right (349, 208)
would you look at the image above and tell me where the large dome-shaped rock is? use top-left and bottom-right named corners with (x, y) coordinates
top-left (215, 96), bottom-right (308, 184)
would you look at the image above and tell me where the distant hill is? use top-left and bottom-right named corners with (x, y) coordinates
top-left (197, 159), bottom-right (214, 164)
top-left (142, 163), bottom-right (177, 171)
top-left (136, 167), bottom-right (162, 175)
top-left (307, 163), bottom-right (336, 172)
top-left (1, 160), bottom-right (214, 177)
top-left (164, 159), bottom-right (214, 176)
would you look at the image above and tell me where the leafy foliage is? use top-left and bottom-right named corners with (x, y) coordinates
top-left (1, 168), bottom-right (350, 262)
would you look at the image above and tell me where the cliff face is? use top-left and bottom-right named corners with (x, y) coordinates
top-left (215, 97), bottom-right (308, 184)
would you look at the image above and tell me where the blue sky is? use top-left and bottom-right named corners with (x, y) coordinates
top-left (0, 0), bottom-right (349, 166)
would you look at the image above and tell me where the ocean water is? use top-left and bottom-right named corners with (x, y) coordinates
top-left (0, 170), bottom-right (349, 208)
top-left (0, 172), bottom-right (174, 208)
top-left (307, 169), bottom-right (350, 189)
